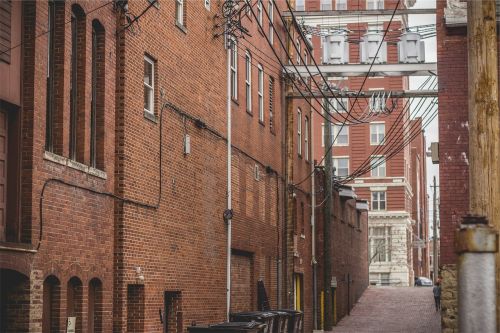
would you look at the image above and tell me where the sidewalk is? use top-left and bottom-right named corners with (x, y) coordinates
top-left (326, 286), bottom-right (441, 333)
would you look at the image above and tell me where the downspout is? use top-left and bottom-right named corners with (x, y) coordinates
top-left (226, 38), bottom-right (232, 321)
top-left (311, 109), bottom-right (318, 329)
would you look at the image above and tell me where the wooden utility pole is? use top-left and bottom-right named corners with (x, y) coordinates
top-left (285, 18), bottom-right (295, 309)
top-left (467, 0), bottom-right (500, 322)
top-left (431, 176), bottom-right (438, 283)
top-left (323, 96), bottom-right (333, 330)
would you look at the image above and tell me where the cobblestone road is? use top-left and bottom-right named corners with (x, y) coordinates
top-left (327, 286), bottom-right (441, 333)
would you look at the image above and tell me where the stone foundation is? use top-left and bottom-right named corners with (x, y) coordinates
top-left (441, 264), bottom-right (458, 333)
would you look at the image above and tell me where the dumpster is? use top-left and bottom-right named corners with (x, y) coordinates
top-left (188, 321), bottom-right (266, 333)
top-left (230, 311), bottom-right (276, 333)
top-left (275, 310), bottom-right (302, 333)
top-left (269, 310), bottom-right (291, 333)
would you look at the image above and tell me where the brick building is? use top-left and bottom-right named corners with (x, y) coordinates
top-left (0, 0), bottom-right (369, 332)
top-left (302, 0), bottom-right (429, 287)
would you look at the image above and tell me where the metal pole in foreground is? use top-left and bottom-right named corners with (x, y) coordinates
top-left (432, 176), bottom-right (438, 283)
top-left (457, 215), bottom-right (498, 333)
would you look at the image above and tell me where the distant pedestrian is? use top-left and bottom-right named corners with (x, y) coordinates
top-left (433, 282), bottom-right (441, 311)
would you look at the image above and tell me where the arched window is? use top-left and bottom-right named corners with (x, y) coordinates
top-left (43, 275), bottom-right (60, 332)
top-left (88, 278), bottom-right (103, 332)
top-left (67, 277), bottom-right (83, 332)
top-left (90, 20), bottom-right (105, 170)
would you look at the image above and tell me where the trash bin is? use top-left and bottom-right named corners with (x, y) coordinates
top-left (276, 310), bottom-right (303, 333)
top-left (188, 321), bottom-right (266, 333)
top-left (230, 311), bottom-right (276, 333)
top-left (269, 310), bottom-right (291, 333)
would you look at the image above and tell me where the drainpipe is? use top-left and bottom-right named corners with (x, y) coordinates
top-left (311, 109), bottom-right (318, 329)
top-left (226, 37), bottom-right (233, 321)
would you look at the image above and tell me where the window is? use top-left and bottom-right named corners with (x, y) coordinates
top-left (245, 52), bottom-right (252, 112)
top-left (297, 109), bottom-right (302, 156)
top-left (90, 20), bottom-right (105, 170)
top-left (371, 155), bottom-right (386, 177)
top-left (371, 191), bottom-right (386, 210)
top-left (258, 64), bottom-right (264, 122)
top-left (296, 0), bottom-right (305, 11)
top-left (45, 0), bottom-right (56, 151)
top-left (327, 97), bottom-right (349, 113)
top-left (304, 51), bottom-right (308, 66)
top-left (320, 0), bottom-right (332, 10)
top-left (336, 0), bottom-right (347, 9)
top-left (370, 123), bottom-right (385, 145)
top-left (70, 5), bottom-right (85, 161)
top-left (175, 0), bottom-right (184, 26)
top-left (369, 226), bottom-right (391, 262)
top-left (333, 124), bottom-right (348, 146)
top-left (304, 117), bottom-right (309, 161)
top-left (367, 0), bottom-right (384, 9)
top-left (88, 278), bottom-right (103, 333)
top-left (333, 157), bottom-right (349, 177)
top-left (144, 55), bottom-right (155, 115)
top-left (268, 0), bottom-right (274, 44)
top-left (296, 39), bottom-right (301, 64)
top-left (230, 40), bottom-right (237, 99)
top-left (0, 0), bottom-right (11, 63)
top-left (204, 0), bottom-right (210, 10)
top-left (257, 0), bottom-right (263, 26)
top-left (269, 77), bottom-right (275, 131)
top-left (42, 276), bottom-right (61, 332)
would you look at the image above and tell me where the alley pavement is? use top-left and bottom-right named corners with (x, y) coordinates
top-left (327, 286), bottom-right (441, 333)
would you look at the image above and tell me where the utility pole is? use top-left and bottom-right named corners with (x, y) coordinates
top-left (285, 19), bottom-right (295, 309)
top-left (460, 1), bottom-right (500, 331)
top-left (323, 96), bottom-right (333, 330)
top-left (431, 176), bottom-right (438, 283)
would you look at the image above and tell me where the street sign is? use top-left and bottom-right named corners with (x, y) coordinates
top-left (413, 240), bottom-right (426, 248)
top-left (331, 276), bottom-right (337, 288)
top-left (66, 317), bottom-right (76, 333)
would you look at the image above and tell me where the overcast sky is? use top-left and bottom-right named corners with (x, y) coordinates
top-left (408, 0), bottom-right (439, 232)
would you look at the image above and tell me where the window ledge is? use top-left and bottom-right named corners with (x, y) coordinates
top-left (0, 241), bottom-right (37, 253)
top-left (144, 110), bottom-right (158, 123)
top-left (231, 98), bottom-right (239, 106)
top-left (246, 109), bottom-right (253, 116)
top-left (258, 120), bottom-right (265, 126)
top-left (175, 21), bottom-right (187, 34)
top-left (43, 151), bottom-right (107, 180)
top-left (300, 234), bottom-right (306, 239)
top-left (148, 0), bottom-right (160, 9)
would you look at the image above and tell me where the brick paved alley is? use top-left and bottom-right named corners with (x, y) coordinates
top-left (328, 287), bottom-right (441, 333)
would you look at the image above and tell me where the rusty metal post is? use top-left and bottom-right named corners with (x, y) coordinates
top-left (457, 215), bottom-right (499, 333)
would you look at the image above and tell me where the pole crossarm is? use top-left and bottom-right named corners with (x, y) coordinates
top-left (286, 90), bottom-right (438, 99)
top-left (282, 8), bottom-right (436, 18)
top-left (283, 63), bottom-right (438, 77)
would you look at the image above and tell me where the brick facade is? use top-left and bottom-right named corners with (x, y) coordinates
top-left (0, 1), bottom-right (369, 332)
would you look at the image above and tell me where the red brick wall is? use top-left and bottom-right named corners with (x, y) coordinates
top-left (436, 0), bottom-right (469, 266)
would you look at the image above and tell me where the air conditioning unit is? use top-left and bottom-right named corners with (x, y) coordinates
top-left (398, 32), bottom-right (425, 63)
top-left (360, 32), bottom-right (387, 64)
top-left (323, 32), bottom-right (349, 64)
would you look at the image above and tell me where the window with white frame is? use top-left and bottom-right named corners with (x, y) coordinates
top-left (327, 97), bottom-right (349, 114)
top-left (175, 0), bottom-right (184, 26)
top-left (245, 52), bottom-right (252, 112)
top-left (333, 157), bottom-right (349, 177)
top-left (371, 191), bottom-right (386, 210)
top-left (230, 40), bottom-right (238, 100)
top-left (320, 0), bottom-right (332, 10)
top-left (336, 0), bottom-right (347, 10)
top-left (304, 51), bottom-right (308, 65)
top-left (333, 124), bottom-right (348, 146)
top-left (296, 0), bottom-right (305, 11)
top-left (367, 0), bottom-right (384, 10)
top-left (257, 0), bottom-right (263, 26)
top-left (304, 116), bottom-right (309, 160)
top-left (268, 0), bottom-right (274, 44)
top-left (367, 22), bottom-right (383, 32)
top-left (258, 64), bottom-right (264, 122)
top-left (297, 108), bottom-right (302, 156)
top-left (296, 39), bottom-right (301, 64)
top-left (144, 55), bottom-right (155, 114)
top-left (369, 226), bottom-right (391, 262)
top-left (370, 123), bottom-right (385, 145)
top-left (204, 0), bottom-right (210, 10)
top-left (371, 155), bottom-right (386, 177)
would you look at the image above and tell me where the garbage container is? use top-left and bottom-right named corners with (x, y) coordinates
top-left (275, 310), bottom-right (303, 333)
top-left (269, 310), bottom-right (291, 333)
top-left (188, 321), bottom-right (267, 333)
top-left (230, 311), bottom-right (276, 333)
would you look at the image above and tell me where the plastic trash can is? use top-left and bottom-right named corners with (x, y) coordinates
top-left (188, 321), bottom-right (266, 333)
top-left (230, 311), bottom-right (277, 333)
top-left (269, 310), bottom-right (291, 333)
top-left (275, 310), bottom-right (302, 333)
